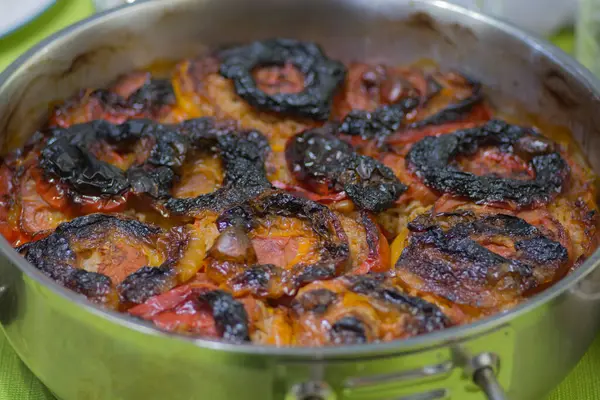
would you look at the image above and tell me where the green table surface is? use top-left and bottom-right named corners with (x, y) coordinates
top-left (0, 6), bottom-right (598, 399)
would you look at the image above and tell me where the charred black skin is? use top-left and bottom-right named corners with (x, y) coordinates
top-left (343, 275), bottom-right (451, 333)
top-left (219, 38), bottom-right (346, 120)
top-left (40, 117), bottom-right (272, 214)
top-left (199, 290), bottom-right (250, 343)
top-left (17, 214), bottom-right (162, 304)
top-left (40, 118), bottom-right (188, 199)
top-left (40, 121), bottom-right (131, 196)
top-left (126, 79), bottom-right (176, 112)
top-left (339, 98), bottom-right (420, 141)
top-left (165, 126), bottom-right (272, 216)
top-left (330, 316), bottom-right (368, 345)
top-left (286, 127), bottom-right (407, 212)
top-left (291, 275), bottom-right (450, 342)
top-left (291, 288), bottom-right (338, 315)
top-left (406, 119), bottom-right (570, 207)
top-left (117, 266), bottom-right (176, 305)
top-left (89, 78), bottom-right (175, 113)
top-left (396, 211), bottom-right (569, 303)
top-left (215, 191), bottom-right (351, 297)
top-left (338, 73), bottom-right (482, 141)
top-left (408, 74), bottom-right (484, 129)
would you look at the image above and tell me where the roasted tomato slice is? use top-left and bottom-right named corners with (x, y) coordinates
top-left (172, 55), bottom-right (319, 152)
top-left (334, 63), bottom-right (487, 130)
top-left (129, 280), bottom-right (290, 344)
top-left (394, 209), bottom-right (569, 317)
top-left (219, 38), bottom-right (346, 121)
top-left (290, 275), bottom-right (451, 346)
top-left (17, 214), bottom-right (211, 308)
top-left (286, 127), bottom-right (407, 212)
top-left (205, 191), bottom-right (350, 299)
top-left (406, 120), bottom-right (570, 208)
top-left (49, 71), bottom-right (176, 128)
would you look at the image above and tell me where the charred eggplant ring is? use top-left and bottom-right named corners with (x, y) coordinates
top-left (17, 214), bottom-right (189, 308)
top-left (395, 211), bottom-right (569, 312)
top-left (39, 119), bottom-right (190, 201)
top-left (50, 76), bottom-right (176, 128)
top-left (291, 275), bottom-right (450, 345)
top-left (40, 118), bottom-right (272, 215)
top-left (164, 125), bottom-right (272, 216)
top-left (208, 191), bottom-right (351, 298)
top-left (40, 121), bottom-right (130, 197)
top-left (219, 38), bottom-right (346, 120)
top-left (406, 119), bottom-right (569, 207)
top-left (286, 127), bottom-right (407, 212)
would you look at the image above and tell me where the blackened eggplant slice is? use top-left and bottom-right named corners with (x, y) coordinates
top-left (339, 100), bottom-right (419, 141)
top-left (164, 125), bottom-right (272, 216)
top-left (39, 117), bottom-right (272, 215)
top-left (290, 275), bottom-right (450, 346)
top-left (219, 38), bottom-right (346, 120)
top-left (39, 118), bottom-right (187, 200)
top-left (286, 127), bottom-right (407, 212)
top-left (406, 119), bottom-right (569, 207)
top-left (17, 214), bottom-right (186, 307)
top-left (199, 290), bottom-right (251, 343)
top-left (395, 211), bottom-right (569, 313)
top-left (208, 191), bottom-right (351, 298)
top-left (117, 266), bottom-right (176, 305)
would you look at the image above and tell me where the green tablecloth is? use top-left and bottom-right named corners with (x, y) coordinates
top-left (0, 5), bottom-right (598, 399)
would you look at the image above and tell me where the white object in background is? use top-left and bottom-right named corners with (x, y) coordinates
top-left (449, 0), bottom-right (576, 37)
top-left (0, 0), bottom-right (56, 39)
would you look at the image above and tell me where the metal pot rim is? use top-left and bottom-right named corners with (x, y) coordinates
top-left (1, 0), bottom-right (599, 358)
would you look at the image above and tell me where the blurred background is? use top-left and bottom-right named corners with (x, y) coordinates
top-left (0, 0), bottom-right (591, 72)
top-left (0, 0), bottom-right (590, 70)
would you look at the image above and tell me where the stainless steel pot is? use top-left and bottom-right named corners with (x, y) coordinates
top-left (1, 1), bottom-right (600, 399)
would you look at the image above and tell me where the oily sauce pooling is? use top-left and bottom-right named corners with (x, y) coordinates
top-left (1, 38), bottom-right (597, 346)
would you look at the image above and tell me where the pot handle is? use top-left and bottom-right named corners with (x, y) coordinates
top-left (474, 366), bottom-right (508, 400)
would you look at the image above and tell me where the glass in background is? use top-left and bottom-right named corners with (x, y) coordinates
top-left (577, 0), bottom-right (600, 76)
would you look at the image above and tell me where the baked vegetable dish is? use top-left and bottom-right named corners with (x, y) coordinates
top-left (1, 38), bottom-right (597, 346)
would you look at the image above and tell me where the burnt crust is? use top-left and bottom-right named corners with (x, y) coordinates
top-left (117, 266), bottom-right (176, 305)
top-left (219, 38), bottom-right (346, 120)
top-left (344, 274), bottom-right (450, 333)
top-left (39, 117), bottom-right (272, 214)
top-left (338, 99), bottom-right (419, 141)
top-left (198, 290), bottom-right (250, 343)
top-left (290, 275), bottom-right (450, 345)
top-left (395, 211), bottom-right (569, 309)
top-left (164, 126), bottom-right (272, 215)
top-left (408, 73), bottom-right (483, 129)
top-left (210, 191), bottom-right (351, 298)
top-left (17, 214), bottom-right (184, 306)
top-left (286, 127), bottom-right (407, 212)
top-left (406, 120), bottom-right (570, 207)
